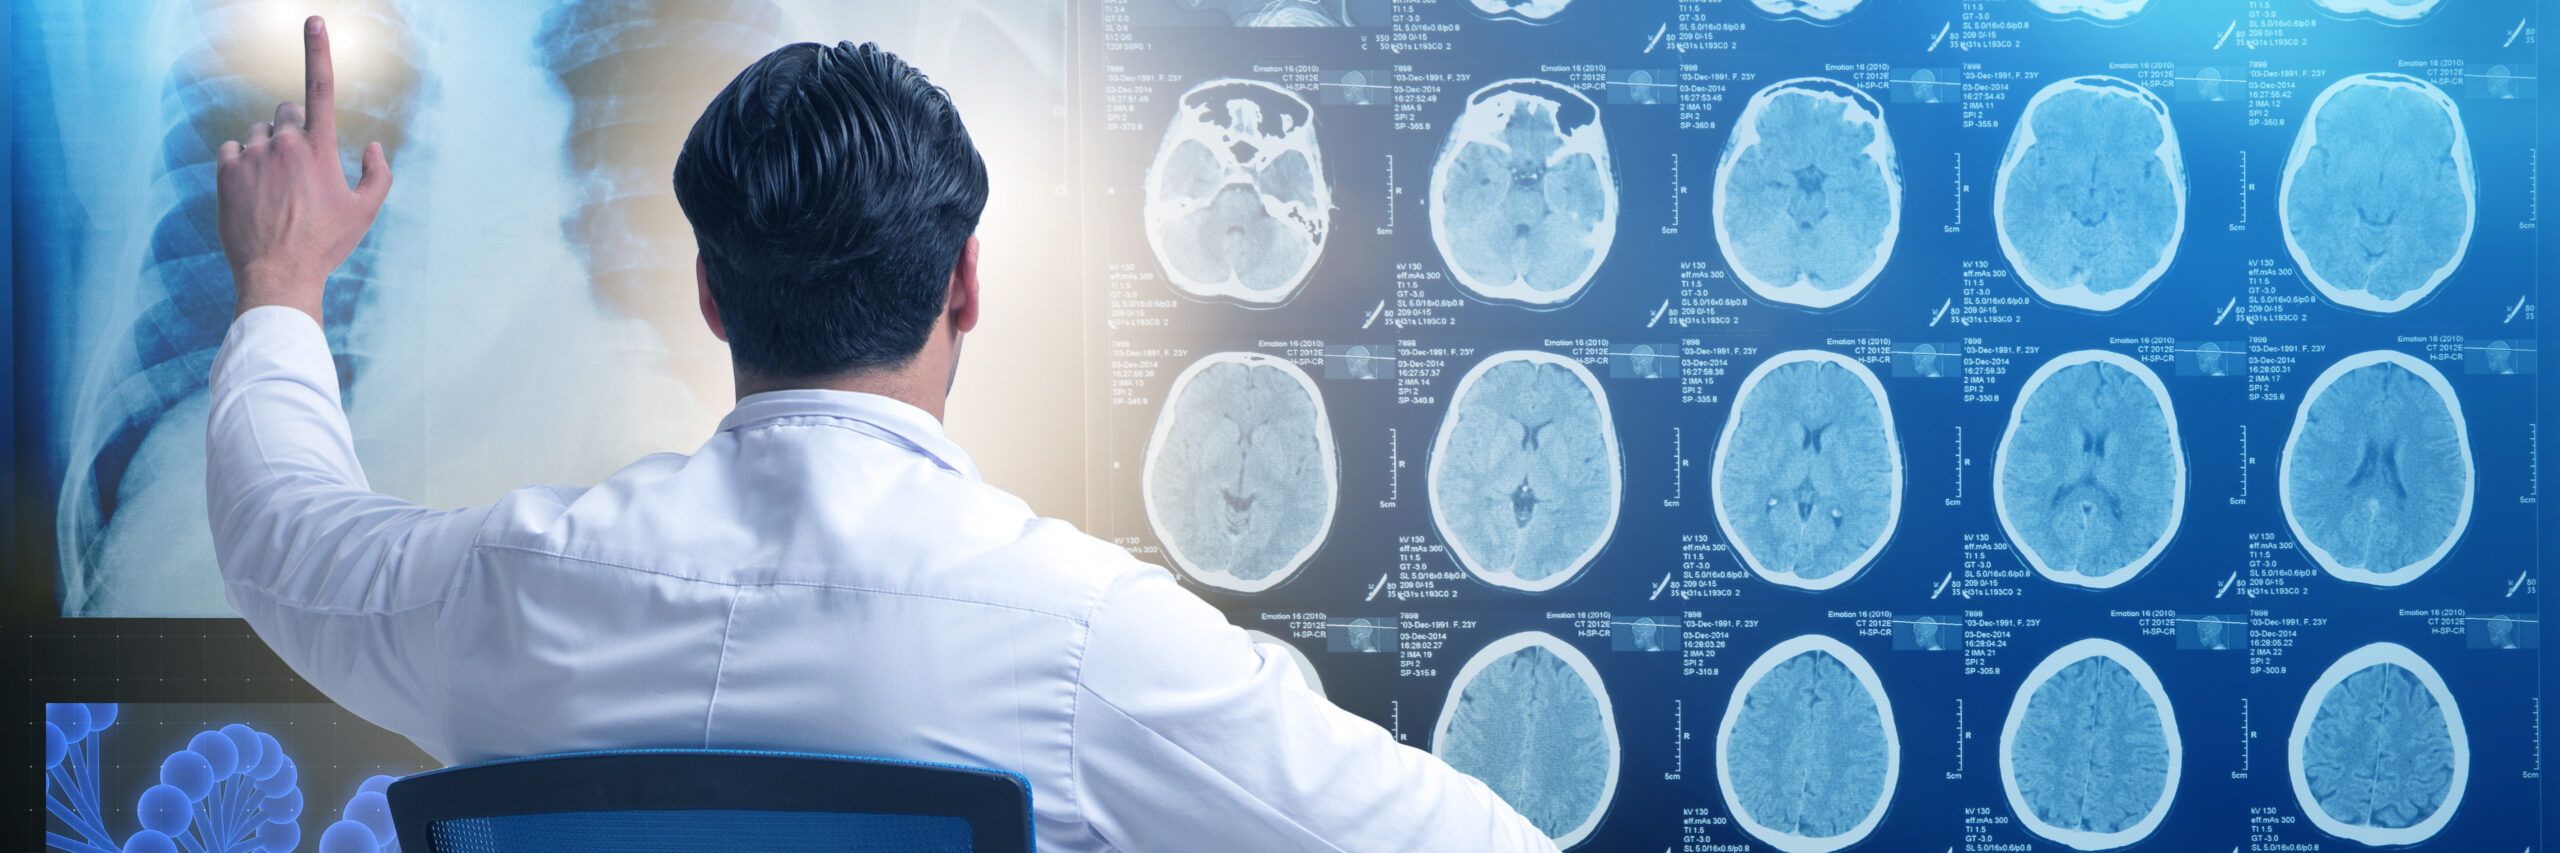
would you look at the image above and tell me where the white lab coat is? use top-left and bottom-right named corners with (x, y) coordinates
top-left (204, 306), bottom-right (1556, 852)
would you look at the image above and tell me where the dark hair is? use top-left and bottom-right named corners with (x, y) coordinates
top-left (674, 41), bottom-right (988, 378)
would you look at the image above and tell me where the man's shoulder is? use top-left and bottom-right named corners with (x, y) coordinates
top-left (468, 452), bottom-right (1168, 624)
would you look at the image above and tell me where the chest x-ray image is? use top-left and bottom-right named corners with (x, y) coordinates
top-left (17, 0), bottom-right (1064, 616)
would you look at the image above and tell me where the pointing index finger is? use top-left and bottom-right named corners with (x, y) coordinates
top-left (303, 16), bottom-right (336, 143)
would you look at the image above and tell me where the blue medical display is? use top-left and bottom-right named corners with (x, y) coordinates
top-left (1078, 0), bottom-right (2546, 848)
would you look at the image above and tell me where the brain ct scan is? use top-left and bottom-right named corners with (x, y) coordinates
top-left (1429, 79), bottom-right (1618, 308)
top-left (2290, 643), bottom-right (2468, 846)
top-left (1750, 0), bottom-right (1865, 24)
top-left (1144, 78), bottom-right (1332, 306)
top-left (1717, 635), bottom-right (1898, 853)
top-left (2279, 73), bottom-right (2473, 313)
top-left (2279, 351), bottom-right (2472, 587)
top-left (2310, 0), bottom-right (2444, 24)
top-left (1243, 629), bottom-right (1327, 697)
top-left (1994, 351), bottom-right (2186, 589)
top-left (1713, 78), bottom-right (1902, 310)
top-left (2028, 0), bottom-right (2151, 23)
top-left (1433, 632), bottom-right (1620, 848)
top-left (1469, 0), bottom-right (1575, 24)
top-left (1713, 351), bottom-right (1903, 591)
top-left (1994, 76), bottom-right (2186, 312)
top-left (2000, 639), bottom-right (2181, 850)
top-left (1143, 353), bottom-right (1339, 592)
top-left (1429, 351), bottom-right (1621, 592)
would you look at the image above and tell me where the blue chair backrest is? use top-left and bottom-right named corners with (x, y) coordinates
top-left (386, 749), bottom-right (1032, 852)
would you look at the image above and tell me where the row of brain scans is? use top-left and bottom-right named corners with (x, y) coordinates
top-left (1140, 71), bottom-right (2477, 314)
top-left (1140, 347), bottom-right (2475, 594)
top-left (1197, 0), bottom-right (2458, 26)
top-left (1201, 0), bottom-right (2456, 34)
top-left (1397, 631), bottom-right (2469, 850)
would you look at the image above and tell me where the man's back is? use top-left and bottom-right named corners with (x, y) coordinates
top-left (200, 29), bottom-right (1553, 852)
top-left (207, 308), bottom-right (1556, 852)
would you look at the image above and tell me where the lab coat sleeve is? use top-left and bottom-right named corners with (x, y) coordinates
top-left (1071, 567), bottom-right (1561, 853)
top-left (204, 306), bottom-right (493, 745)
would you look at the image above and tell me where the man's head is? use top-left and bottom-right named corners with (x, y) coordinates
top-left (675, 41), bottom-right (987, 402)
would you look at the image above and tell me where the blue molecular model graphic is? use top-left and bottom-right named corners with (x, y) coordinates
top-left (45, 703), bottom-right (402, 853)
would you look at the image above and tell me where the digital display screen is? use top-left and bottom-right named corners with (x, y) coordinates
top-left (1074, 0), bottom-right (2546, 848)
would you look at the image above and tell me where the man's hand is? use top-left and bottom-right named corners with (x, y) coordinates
top-left (216, 15), bottom-right (392, 321)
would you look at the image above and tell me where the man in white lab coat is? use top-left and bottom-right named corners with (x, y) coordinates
top-left (207, 16), bottom-right (1556, 852)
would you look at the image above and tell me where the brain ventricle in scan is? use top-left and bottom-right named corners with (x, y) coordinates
top-left (1994, 351), bottom-right (2186, 589)
top-left (1994, 76), bottom-right (2186, 312)
top-left (2028, 0), bottom-right (2152, 23)
top-left (2000, 639), bottom-right (2181, 850)
top-left (1433, 632), bottom-right (1620, 848)
top-left (2279, 73), bottom-right (2473, 313)
top-left (2311, 0), bottom-right (2444, 24)
top-left (1749, 0), bottom-right (1866, 24)
top-left (2279, 351), bottom-right (2472, 587)
top-left (1144, 79), bottom-right (1332, 306)
top-left (1428, 79), bottom-right (1618, 308)
top-left (1712, 351), bottom-right (1902, 591)
top-left (1469, 0), bottom-right (1576, 24)
top-left (1429, 351), bottom-right (1621, 591)
top-left (2290, 643), bottom-right (2469, 847)
top-left (1717, 635), bottom-right (1898, 853)
top-left (1713, 78), bottom-right (1902, 310)
top-left (1142, 353), bottom-right (1338, 592)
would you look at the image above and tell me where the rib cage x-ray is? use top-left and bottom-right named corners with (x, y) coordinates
top-left (22, 0), bottom-right (1068, 616)
top-left (55, 0), bottom-right (424, 615)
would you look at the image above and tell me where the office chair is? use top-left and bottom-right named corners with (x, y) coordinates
top-left (386, 749), bottom-right (1033, 852)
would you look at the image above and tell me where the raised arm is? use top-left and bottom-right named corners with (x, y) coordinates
top-left (205, 16), bottom-right (483, 745)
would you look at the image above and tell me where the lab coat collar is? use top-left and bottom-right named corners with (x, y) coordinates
top-left (718, 389), bottom-right (984, 483)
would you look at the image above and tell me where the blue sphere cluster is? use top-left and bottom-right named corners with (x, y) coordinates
top-left (45, 703), bottom-right (408, 853)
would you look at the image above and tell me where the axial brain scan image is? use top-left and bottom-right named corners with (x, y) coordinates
top-left (1433, 632), bottom-right (1620, 848)
top-left (2290, 643), bottom-right (2468, 846)
top-left (1995, 76), bottom-right (2185, 312)
top-left (1717, 636), bottom-right (1898, 853)
top-left (1143, 353), bottom-right (1338, 592)
top-left (2028, 0), bottom-right (2151, 22)
top-left (1144, 78), bottom-right (1332, 305)
top-left (1713, 351), bottom-right (1903, 591)
top-left (2310, 0), bottom-right (2444, 23)
top-left (1750, 0), bottom-right (1865, 23)
top-left (2280, 351), bottom-right (2472, 587)
top-left (1714, 78), bottom-right (1901, 310)
top-left (2280, 73), bottom-right (2473, 313)
top-left (1994, 351), bottom-right (2186, 589)
top-left (2000, 640), bottom-right (2181, 850)
top-left (1429, 351), bottom-right (1621, 591)
top-left (1429, 79), bottom-right (1617, 307)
